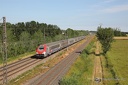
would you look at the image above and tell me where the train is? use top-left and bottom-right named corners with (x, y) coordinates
top-left (36, 36), bottom-right (85, 57)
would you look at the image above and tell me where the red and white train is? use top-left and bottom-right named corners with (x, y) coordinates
top-left (36, 36), bottom-right (85, 57)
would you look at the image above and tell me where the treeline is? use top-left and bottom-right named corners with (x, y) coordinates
top-left (113, 28), bottom-right (127, 36)
top-left (0, 21), bottom-right (88, 58)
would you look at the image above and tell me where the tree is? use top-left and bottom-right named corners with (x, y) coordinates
top-left (66, 28), bottom-right (74, 38)
top-left (19, 31), bottom-right (31, 52)
top-left (33, 29), bottom-right (43, 44)
top-left (113, 28), bottom-right (121, 36)
top-left (96, 27), bottom-right (114, 54)
top-left (7, 28), bottom-right (16, 42)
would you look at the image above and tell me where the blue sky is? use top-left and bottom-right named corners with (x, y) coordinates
top-left (0, 0), bottom-right (128, 31)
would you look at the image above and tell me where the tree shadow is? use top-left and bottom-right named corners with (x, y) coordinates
top-left (75, 51), bottom-right (82, 54)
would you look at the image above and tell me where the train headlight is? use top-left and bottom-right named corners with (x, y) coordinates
top-left (36, 52), bottom-right (38, 54)
top-left (43, 51), bottom-right (46, 55)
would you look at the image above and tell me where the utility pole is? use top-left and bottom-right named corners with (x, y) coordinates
top-left (2, 17), bottom-right (8, 85)
top-left (66, 31), bottom-right (68, 51)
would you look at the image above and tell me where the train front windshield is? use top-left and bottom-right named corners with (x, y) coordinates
top-left (39, 45), bottom-right (44, 50)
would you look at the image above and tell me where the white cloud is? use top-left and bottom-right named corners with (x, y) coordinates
top-left (103, 4), bottom-right (128, 13)
top-left (103, 0), bottom-right (116, 3)
top-left (91, 0), bottom-right (116, 8)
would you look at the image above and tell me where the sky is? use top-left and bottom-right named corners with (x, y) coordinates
top-left (0, 0), bottom-right (128, 32)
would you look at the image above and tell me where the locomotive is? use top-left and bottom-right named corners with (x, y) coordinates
top-left (36, 36), bottom-right (85, 57)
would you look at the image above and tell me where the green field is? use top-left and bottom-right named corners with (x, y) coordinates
top-left (105, 40), bottom-right (128, 85)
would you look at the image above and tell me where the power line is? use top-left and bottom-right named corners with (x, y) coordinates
top-left (0, 18), bottom-right (3, 26)
top-left (0, 18), bottom-right (3, 21)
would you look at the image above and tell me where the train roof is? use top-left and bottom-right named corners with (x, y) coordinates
top-left (38, 36), bottom-right (85, 47)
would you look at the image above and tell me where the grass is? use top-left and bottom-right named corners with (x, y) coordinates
top-left (101, 40), bottom-right (128, 85)
top-left (114, 37), bottom-right (128, 40)
top-left (101, 55), bottom-right (118, 85)
top-left (59, 38), bottom-right (95, 85)
top-left (106, 40), bottom-right (128, 85)
top-left (0, 51), bottom-right (35, 66)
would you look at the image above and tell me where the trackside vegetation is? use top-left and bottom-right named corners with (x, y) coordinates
top-left (59, 38), bottom-right (96, 85)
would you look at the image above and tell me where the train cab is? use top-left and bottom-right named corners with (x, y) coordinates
top-left (36, 44), bottom-right (47, 57)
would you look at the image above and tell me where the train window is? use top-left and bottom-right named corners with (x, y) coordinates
top-left (50, 44), bottom-right (59, 49)
top-left (70, 40), bottom-right (73, 43)
top-left (39, 45), bottom-right (44, 50)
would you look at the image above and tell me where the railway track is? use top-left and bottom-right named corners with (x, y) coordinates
top-left (0, 36), bottom-right (88, 84)
top-left (0, 57), bottom-right (42, 84)
top-left (0, 51), bottom-right (65, 84)
top-left (25, 36), bottom-right (94, 85)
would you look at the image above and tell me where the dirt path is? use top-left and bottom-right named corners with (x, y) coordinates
top-left (92, 41), bottom-right (103, 85)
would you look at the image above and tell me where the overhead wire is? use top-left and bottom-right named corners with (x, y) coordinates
top-left (0, 17), bottom-right (3, 21)
top-left (0, 17), bottom-right (3, 26)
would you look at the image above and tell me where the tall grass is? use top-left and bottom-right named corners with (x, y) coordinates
top-left (107, 40), bottom-right (128, 85)
top-left (101, 55), bottom-right (119, 85)
top-left (102, 40), bottom-right (128, 85)
top-left (59, 40), bottom-right (95, 85)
